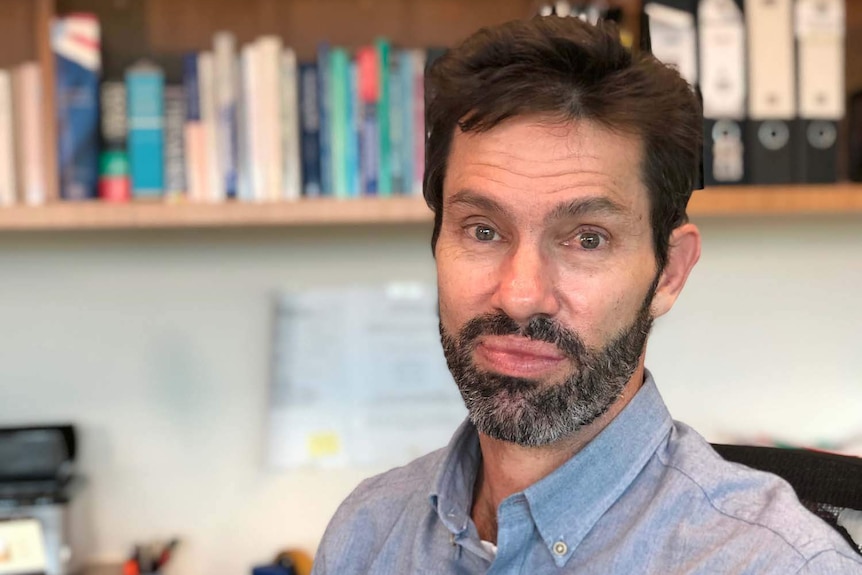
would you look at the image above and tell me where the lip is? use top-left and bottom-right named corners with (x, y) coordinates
top-left (475, 335), bottom-right (567, 378)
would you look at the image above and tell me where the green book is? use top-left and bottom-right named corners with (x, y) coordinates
top-left (376, 38), bottom-right (392, 197)
top-left (329, 48), bottom-right (350, 198)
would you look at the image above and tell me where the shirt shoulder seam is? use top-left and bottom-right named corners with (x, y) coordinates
top-left (657, 451), bottom-right (811, 563)
top-left (792, 548), bottom-right (862, 573)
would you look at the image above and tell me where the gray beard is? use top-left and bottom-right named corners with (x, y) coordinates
top-left (440, 287), bottom-right (655, 447)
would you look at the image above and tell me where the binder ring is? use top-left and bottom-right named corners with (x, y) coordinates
top-left (807, 121), bottom-right (837, 150)
top-left (758, 121), bottom-right (790, 151)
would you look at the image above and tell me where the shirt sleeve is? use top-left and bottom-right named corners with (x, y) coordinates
top-left (793, 550), bottom-right (862, 574)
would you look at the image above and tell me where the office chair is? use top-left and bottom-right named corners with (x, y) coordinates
top-left (712, 443), bottom-right (862, 556)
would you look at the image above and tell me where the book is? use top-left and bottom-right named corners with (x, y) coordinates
top-left (98, 81), bottom-right (130, 202)
top-left (317, 42), bottom-right (332, 196)
top-left (257, 36), bottom-right (285, 201)
top-left (376, 38), bottom-right (392, 196)
top-left (389, 49), bottom-right (404, 195)
top-left (410, 49), bottom-right (426, 195)
top-left (53, 14), bottom-right (101, 201)
top-left (329, 47), bottom-right (349, 198)
top-left (163, 86), bottom-right (187, 199)
top-left (126, 61), bottom-right (165, 197)
top-left (239, 44), bottom-right (261, 201)
top-left (357, 45), bottom-right (379, 195)
top-left (346, 60), bottom-right (360, 197)
top-left (214, 31), bottom-right (238, 199)
top-left (198, 51), bottom-right (223, 202)
top-left (298, 63), bottom-right (321, 197)
top-left (281, 49), bottom-right (302, 201)
top-left (183, 52), bottom-right (208, 202)
top-left (0, 71), bottom-right (16, 206)
top-left (13, 63), bottom-right (47, 206)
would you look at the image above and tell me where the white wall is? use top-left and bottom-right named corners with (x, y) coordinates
top-left (1, 215), bottom-right (860, 575)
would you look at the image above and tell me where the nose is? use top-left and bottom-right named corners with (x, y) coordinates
top-left (490, 242), bottom-right (561, 324)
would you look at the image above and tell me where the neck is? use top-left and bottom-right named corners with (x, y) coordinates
top-left (471, 366), bottom-right (646, 543)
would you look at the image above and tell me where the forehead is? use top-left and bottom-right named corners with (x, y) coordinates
top-left (443, 116), bottom-right (647, 219)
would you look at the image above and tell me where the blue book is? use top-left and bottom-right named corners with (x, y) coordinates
top-left (52, 15), bottom-right (101, 200)
top-left (299, 63), bottom-right (321, 197)
top-left (126, 62), bottom-right (165, 197)
top-left (317, 43), bottom-right (333, 196)
top-left (346, 61), bottom-right (360, 197)
top-left (182, 53), bottom-right (201, 122)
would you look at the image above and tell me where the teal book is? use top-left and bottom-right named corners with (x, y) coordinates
top-left (126, 61), bottom-right (165, 197)
top-left (376, 38), bottom-right (392, 197)
top-left (329, 47), bottom-right (349, 198)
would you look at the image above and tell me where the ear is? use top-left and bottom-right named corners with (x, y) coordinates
top-left (651, 223), bottom-right (701, 318)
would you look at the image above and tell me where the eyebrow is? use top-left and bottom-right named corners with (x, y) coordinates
top-left (447, 189), bottom-right (630, 225)
top-left (543, 196), bottom-right (630, 225)
top-left (446, 190), bottom-right (511, 218)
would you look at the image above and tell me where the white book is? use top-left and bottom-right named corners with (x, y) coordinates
top-left (198, 51), bottom-right (224, 202)
top-left (214, 31), bottom-right (238, 198)
top-left (13, 63), bottom-right (46, 206)
top-left (256, 36), bottom-right (284, 202)
top-left (239, 44), bottom-right (262, 202)
top-left (0, 70), bottom-right (16, 206)
top-left (281, 48), bottom-right (301, 201)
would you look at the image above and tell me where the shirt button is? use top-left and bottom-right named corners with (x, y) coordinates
top-left (553, 541), bottom-right (568, 556)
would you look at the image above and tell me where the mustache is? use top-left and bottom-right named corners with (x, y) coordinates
top-left (457, 312), bottom-right (587, 360)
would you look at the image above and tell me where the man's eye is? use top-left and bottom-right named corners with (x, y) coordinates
top-left (576, 231), bottom-right (606, 250)
top-left (473, 225), bottom-right (500, 242)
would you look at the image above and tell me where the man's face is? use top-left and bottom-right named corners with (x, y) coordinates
top-left (436, 116), bottom-right (660, 447)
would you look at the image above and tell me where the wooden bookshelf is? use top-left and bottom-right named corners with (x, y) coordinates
top-left (0, 184), bottom-right (859, 231)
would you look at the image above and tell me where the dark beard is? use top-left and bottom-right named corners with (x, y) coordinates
top-left (440, 283), bottom-right (656, 447)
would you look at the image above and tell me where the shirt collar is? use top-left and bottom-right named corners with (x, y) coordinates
top-left (429, 370), bottom-right (673, 564)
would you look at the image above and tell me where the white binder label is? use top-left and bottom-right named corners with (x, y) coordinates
top-left (746, 0), bottom-right (796, 119)
top-left (645, 3), bottom-right (698, 86)
top-left (699, 0), bottom-right (746, 119)
top-left (796, 0), bottom-right (845, 119)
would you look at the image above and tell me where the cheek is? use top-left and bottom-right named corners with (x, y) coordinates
top-left (436, 245), bottom-right (498, 326)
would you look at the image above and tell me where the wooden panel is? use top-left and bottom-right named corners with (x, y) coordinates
top-left (0, 0), bottom-right (38, 68)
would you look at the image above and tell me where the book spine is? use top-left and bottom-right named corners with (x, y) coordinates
top-left (52, 14), bottom-right (101, 201)
top-left (357, 46), bottom-right (379, 196)
top-left (214, 31), bottom-right (238, 199)
top-left (183, 52), bottom-right (207, 202)
top-left (346, 60), bottom-right (360, 197)
top-left (198, 51), bottom-right (223, 202)
top-left (126, 62), bottom-right (165, 198)
top-left (0, 70), bottom-right (15, 206)
top-left (163, 86), bottom-right (186, 199)
top-left (400, 50), bottom-right (414, 196)
top-left (240, 44), bottom-right (262, 202)
top-left (329, 47), bottom-right (349, 198)
top-left (298, 63), bottom-right (321, 197)
top-left (376, 38), bottom-right (392, 196)
top-left (99, 81), bottom-right (130, 202)
top-left (257, 36), bottom-right (285, 202)
top-left (388, 49), bottom-right (404, 195)
top-left (281, 48), bottom-right (301, 201)
top-left (317, 42), bottom-right (332, 196)
top-left (412, 49), bottom-right (426, 195)
top-left (15, 63), bottom-right (47, 206)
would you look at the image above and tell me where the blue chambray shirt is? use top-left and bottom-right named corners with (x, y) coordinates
top-left (312, 372), bottom-right (862, 574)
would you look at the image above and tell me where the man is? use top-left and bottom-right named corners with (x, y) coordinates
top-left (311, 16), bottom-right (862, 574)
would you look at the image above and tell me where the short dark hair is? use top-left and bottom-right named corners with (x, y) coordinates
top-left (423, 17), bottom-right (702, 272)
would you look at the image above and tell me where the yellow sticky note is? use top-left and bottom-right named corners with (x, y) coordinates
top-left (307, 432), bottom-right (341, 458)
